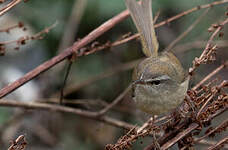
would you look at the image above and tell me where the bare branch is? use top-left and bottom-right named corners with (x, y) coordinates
top-left (0, 99), bottom-right (134, 129)
top-left (160, 123), bottom-right (198, 150)
top-left (0, 0), bottom-right (23, 17)
top-left (8, 135), bottom-right (27, 150)
top-left (0, 8), bottom-right (130, 98)
top-left (56, 59), bottom-right (141, 97)
top-left (207, 137), bottom-right (228, 150)
top-left (165, 8), bottom-right (210, 52)
top-left (95, 85), bottom-right (132, 117)
top-left (189, 18), bottom-right (228, 75)
top-left (196, 119), bottom-right (228, 143)
top-left (0, 22), bottom-right (57, 54)
top-left (193, 61), bottom-right (228, 90)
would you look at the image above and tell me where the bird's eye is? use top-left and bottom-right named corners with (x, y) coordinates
top-left (149, 80), bottom-right (161, 85)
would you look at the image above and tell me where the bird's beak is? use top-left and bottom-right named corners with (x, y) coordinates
top-left (132, 79), bottom-right (146, 85)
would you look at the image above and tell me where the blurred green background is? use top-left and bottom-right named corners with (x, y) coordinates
top-left (0, 0), bottom-right (227, 149)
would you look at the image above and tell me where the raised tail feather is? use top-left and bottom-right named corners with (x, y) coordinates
top-left (125, 0), bottom-right (159, 57)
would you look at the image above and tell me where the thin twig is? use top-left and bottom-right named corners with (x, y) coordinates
top-left (196, 80), bottom-right (228, 119)
top-left (58, 0), bottom-right (87, 52)
top-left (95, 85), bottom-right (132, 117)
top-left (0, 99), bottom-right (134, 129)
top-left (0, 22), bottom-right (58, 46)
top-left (189, 17), bottom-right (228, 75)
top-left (195, 138), bottom-right (228, 149)
top-left (113, 0), bottom-right (228, 51)
top-left (193, 61), bottom-right (228, 90)
top-left (196, 119), bottom-right (228, 143)
top-left (59, 61), bottom-right (73, 104)
top-left (56, 59), bottom-right (141, 97)
top-left (8, 135), bottom-right (27, 150)
top-left (165, 8), bottom-right (210, 52)
top-left (0, 8), bottom-right (130, 98)
top-left (91, 0), bottom-right (228, 55)
top-left (207, 137), bottom-right (228, 150)
top-left (144, 107), bottom-right (227, 150)
top-left (197, 94), bottom-right (215, 118)
top-left (174, 40), bottom-right (228, 53)
top-left (154, 0), bottom-right (228, 28)
top-left (0, 0), bottom-right (22, 17)
top-left (42, 98), bottom-right (134, 115)
top-left (160, 123), bottom-right (198, 150)
top-left (0, 22), bottom-right (23, 32)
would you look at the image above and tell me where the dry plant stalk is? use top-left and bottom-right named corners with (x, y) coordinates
top-left (0, 22), bottom-right (57, 55)
top-left (0, 0), bottom-right (29, 17)
top-left (8, 135), bottom-right (27, 150)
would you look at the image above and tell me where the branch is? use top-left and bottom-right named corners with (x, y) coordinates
top-left (192, 61), bottom-right (228, 90)
top-left (195, 139), bottom-right (228, 149)
top-left (0, 0), bottom-right (23, 17)
top-left (58, 0), bottom-right (87, 52)
top-left (95, 85), bottom-right (132, 117)
top-left (207, 137), bottom-right (228, 150)
top-left (160, 123), bottom-right (198, 150)
top-left (0, 22), bottom-right (24, 33)
top-left (189, 18), bottom-right (228, 75)
top-left (0, 22), bottom-right (57, 49)
top-left (196, 119), bottom-right (228, 143)
top-left (165, 8), bottom-right (210, 52)
top-left (56, 59), bottom-right (140, 97)
top-left (0, 8), bottom-right (129, 98)
top-left (144, 107), bottom-right (227, 150)
top-left (76, 0), bottom-right (228, 57)
top-left (8, 135), bottom-right (27, 150)
top-left (0, 99), bottom-right (134, 130)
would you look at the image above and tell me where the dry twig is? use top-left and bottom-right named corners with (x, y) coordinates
top-left (207, 137), bottom-right (228, 150)
top-left (0, 22), bottom-right (25, 33)
top-left (189, 18), bottom-right (228, 75)
top-left (0, 22), bottom-right (57, 55)
top-left (0, 99), bottom-right (134, 129)
top-left (8, 135), bottom-right (27, 150)
top-left (165, 8), bottom-right (210, 52)
top-left (0, 0), bottom-right (23, 17)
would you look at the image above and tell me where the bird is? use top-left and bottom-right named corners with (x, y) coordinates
top-left (125, 0), bottom-right (189, 115)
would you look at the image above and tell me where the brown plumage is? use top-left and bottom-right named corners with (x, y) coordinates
top-left (126, 0), bottom-right (189, 115)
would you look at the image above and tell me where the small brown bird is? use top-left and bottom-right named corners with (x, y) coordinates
top-left (125, 0), bottom-right (189, 115)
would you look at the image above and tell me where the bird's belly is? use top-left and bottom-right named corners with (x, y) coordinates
top-left (133, 86), bottom-right (187, 115)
